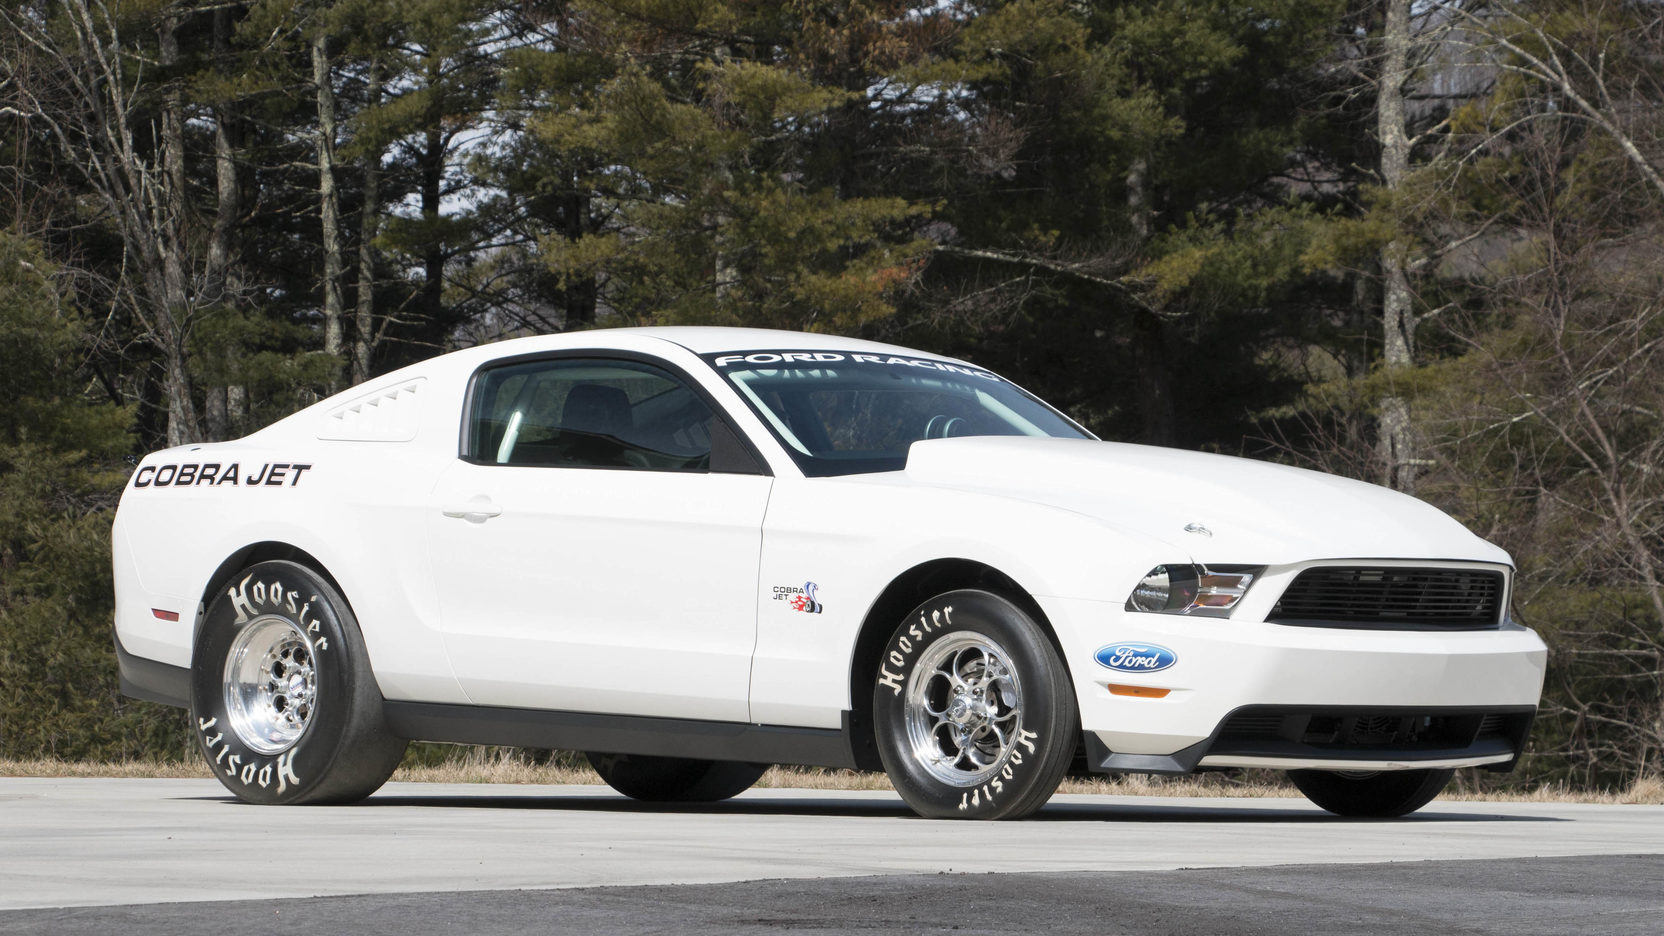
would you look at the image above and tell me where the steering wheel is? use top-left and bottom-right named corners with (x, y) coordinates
top-left (923, 415), bottom-right (967, 439)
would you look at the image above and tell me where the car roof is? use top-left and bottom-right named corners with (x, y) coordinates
top-left (626, 326), bottom-right (940, 357)
top-left (467, 326), bottom-right (972, 363)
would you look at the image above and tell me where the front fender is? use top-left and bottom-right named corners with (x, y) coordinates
top-left (749, 476), bottom-right (1173, 727)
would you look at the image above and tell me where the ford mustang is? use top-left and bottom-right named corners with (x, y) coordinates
top-left (112, 327), bottom-right (1547, 818)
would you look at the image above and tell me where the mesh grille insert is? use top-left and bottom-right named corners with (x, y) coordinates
top-left (1269, 567), bottom-right (1503, 630)
top-left (1211, 706), bottom-right (1536, 760)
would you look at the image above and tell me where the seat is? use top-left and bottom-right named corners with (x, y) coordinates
top-left (560, 384), bottom-right (633, 438)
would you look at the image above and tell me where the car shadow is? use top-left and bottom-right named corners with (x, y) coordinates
top-left (1030, 801), bottom-right (1568, 823)
top-left (181, 791), bottom-right (1567, 823)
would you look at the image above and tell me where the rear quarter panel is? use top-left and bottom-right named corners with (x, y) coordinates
top-left (113, 362), bottom-right (477, 704)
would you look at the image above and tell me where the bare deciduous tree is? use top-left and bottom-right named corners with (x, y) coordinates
top-left (1437, 1), bottom-right (1664, 200)
top-left (1, 0), bottom-right (204, 445)
top-left (1429, 114), bottom-right (1664, 783)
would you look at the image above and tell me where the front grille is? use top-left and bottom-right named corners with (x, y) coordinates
top-left (1268, 566), bottom-right (1504, 630)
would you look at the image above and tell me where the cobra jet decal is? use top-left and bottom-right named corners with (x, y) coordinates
top-left (132, 462), bottom-right (314, 489)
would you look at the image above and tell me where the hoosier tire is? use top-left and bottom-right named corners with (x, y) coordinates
top-left (189, 560), bottom-right (407, 805)
top-left (1289, 767), bottom-right (1455, 818)
top-left (873, 589), bottom-right (1078, 819)
top-left (585, 752), bottom-right (768, 802)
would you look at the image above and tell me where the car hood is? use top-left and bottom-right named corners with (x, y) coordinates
top-left (901, 437), bottom-right (1510, 567)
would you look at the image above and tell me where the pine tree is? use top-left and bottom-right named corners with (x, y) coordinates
top-left (907, 0), bottom-right (1342, 444)
top-left (497, 0), bottom-right (937, 334)
top-left (0, 233), bottom-right (190, 760)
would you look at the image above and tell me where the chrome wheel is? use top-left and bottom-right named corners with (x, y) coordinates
top-left (223, 616), bottom-right (317, 755)
top-left (904, 631), bottom-right (1023, 786)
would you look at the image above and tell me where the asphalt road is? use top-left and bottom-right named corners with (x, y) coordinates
top-left (5, 856), bottom-right (1664, 935)
top-left (3, 779), bottom-right (1661, 933)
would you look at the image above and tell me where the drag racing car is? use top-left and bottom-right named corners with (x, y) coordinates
top-left (113, 327), bottom-right (1547, 818)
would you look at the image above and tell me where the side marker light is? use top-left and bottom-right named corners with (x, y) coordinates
top-left (151, 609), bottom-right (181, 622)
top-left (1106, 683), bottom-right (1170, 699)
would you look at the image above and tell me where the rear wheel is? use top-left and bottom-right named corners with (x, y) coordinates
top-left (190, 560), bottom-right (406, 805)
top-left (585, 752), bottom-right (768, 802)
top-left (1289, 768), bottom-right (1454, 817)
top-left (872, 589), bottom-right (1078, 819)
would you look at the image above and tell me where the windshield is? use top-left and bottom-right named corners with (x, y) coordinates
top-left (702, 350), bottom-right (1092, 476)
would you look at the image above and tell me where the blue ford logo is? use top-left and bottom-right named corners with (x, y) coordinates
top-left (1095, 643), bottom-right (1177, 673)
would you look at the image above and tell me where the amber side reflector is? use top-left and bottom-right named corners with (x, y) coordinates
top-left (1106, 683), bottom-right (1170, 699)
top-left (151, 609), bottom-right (180, 622)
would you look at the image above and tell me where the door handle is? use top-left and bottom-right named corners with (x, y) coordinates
top-left (442, 498), bottom-right (503, 523)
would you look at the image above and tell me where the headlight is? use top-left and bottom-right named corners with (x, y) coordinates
top-left (1125, 564), bottom-right (1262, 618)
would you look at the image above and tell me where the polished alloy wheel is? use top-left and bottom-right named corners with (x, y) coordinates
top-left (904, 631), bottom-right (1024, 786)
top-left (223, 616), bottom-right (317, 755)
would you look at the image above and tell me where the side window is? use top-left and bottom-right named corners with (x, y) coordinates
top-left (467, 358), bottom-right (717, 471)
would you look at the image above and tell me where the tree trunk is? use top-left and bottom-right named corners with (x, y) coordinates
top-left (1127, 157), bottom-right (1150, 241)
top-left (1132, 311), bottom-right (1176, 445)
top-left (354, 63), bottom-right (382, 385)
top-left (158, 12), bottom-right (201, 447)
top-left (1126, 156), bottom-right (1173, 443)
top-left (564, 185), bottom-right (597, 327)
top-left (1377, 0), bottom-right (1416, 493)
top-left (205, 386), bottom-right (229, 441)
top-left (205, 6), bottom-right (239, 303)
top-left (420, 62), bottom-right (445, 330)
top-left (204, 5), bottom-right (242, 442)
top-left (420, 126), bottom-right (444, 326)
top-left (313, 32), bottom-right (345, 387)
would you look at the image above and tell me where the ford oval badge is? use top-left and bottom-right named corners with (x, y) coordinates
top-left (1095, 643), bottom-right (1177, 673)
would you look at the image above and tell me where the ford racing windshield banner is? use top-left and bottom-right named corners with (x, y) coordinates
top-left (703, 350), bottom-right (1002, 382)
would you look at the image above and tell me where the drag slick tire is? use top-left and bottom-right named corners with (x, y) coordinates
top-left (1289, 767), bottom-right (1455, 818)
top-left (873, 589), bottom-right (1077, 819)
top-left (190, 560), bottom-right (407, 805)
top-left (585, 752), bottom-right (769, 802)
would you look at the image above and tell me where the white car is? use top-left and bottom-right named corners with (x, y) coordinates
top-left (113, 327), bottom-right (1547, 819)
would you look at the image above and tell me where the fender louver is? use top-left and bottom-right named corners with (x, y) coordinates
top-left (1268, 567), bottom-right (1504, 630)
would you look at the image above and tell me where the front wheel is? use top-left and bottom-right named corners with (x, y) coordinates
top-left (190, 560), bottom-right (407, 805)
top-left (585, 752), bottom-right (768, 802)
top-left (1289, 768), bottom-right (1454, 817)
top-left (872, 589), bottom-right (1078, 819)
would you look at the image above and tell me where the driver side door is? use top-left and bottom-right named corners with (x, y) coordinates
top-left (427, 354), bottom-right (772, 722)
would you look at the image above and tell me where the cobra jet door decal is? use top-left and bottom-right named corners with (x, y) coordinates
top-left (772, 581), bottom-right (824, 614)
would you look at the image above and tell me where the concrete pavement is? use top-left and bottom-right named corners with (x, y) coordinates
top-left (3, 778), bottom-right (1662, 911)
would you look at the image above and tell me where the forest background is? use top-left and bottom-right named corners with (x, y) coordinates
top-left (1, 0), bottom-right (1660, 791)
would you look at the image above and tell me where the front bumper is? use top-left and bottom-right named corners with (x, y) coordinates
top-left (1038, 595), bottom-right (1548, 775)
top-left (1083, 704), bottom-right (1535, 774)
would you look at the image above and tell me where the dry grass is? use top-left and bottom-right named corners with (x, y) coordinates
top-left (1441, 774), bottom-right (1664, 806)
top-left (394, 758), bottom-right (597, 786)
top-left (0, 759), bottom-right (214, 780)
top-left (2, 756), bottom-right (1658, 805)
